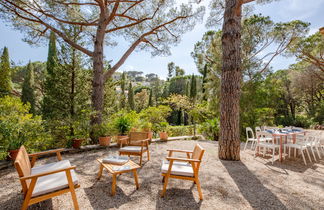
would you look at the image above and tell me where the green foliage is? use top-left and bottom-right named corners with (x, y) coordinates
top-left (111, 110), bottom-right (138, 135)
top-left (21, 61), bottom-right (36, 114)
top-left (0, 96), bottom-right (53, 160)
top-left (139, 105), bottom-right (172, 132)
top-left (156, 122), bottom-right (169, 132)
top-left (168, 125), bottom-right (194, 137)
top-left (198, 118), bottom-right (220, 141)
top-left (0, 47), bottom-right (12, 96)
top-left (148, 88), bottom-right (153, 107)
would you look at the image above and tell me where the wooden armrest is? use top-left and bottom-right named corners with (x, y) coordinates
top-left (20, 166), bottom-right (76, 181)
top-left (28, 148), bottom-right (64, 157)
top-left (167, 149), bottom-right (193, 153)
top-left (166, 157), bottom-right (200, 163)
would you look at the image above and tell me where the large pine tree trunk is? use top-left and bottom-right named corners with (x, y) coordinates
top-left (219, 0), bottom-right (242, 160)
top-left (91, 24), bottom-right (106, 128)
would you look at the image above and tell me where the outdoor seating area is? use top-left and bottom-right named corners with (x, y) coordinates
top-left (1, 140), bottom-right (324, 210)
top-left (244, 126), bottom-right (324, 165)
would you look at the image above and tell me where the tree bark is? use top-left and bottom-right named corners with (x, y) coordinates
top-left (219, 0), bottom-right (242, 160)
top-left (91, 22), bottom-right (106, 127)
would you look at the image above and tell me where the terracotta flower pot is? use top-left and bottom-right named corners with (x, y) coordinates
top-left (8, 149), bottom-right (19, 160)
top-left (72, 139), bottom-right (83, 149)
top-left (99, 136), bottom-right (111, 146)
top-left (159, 132), bottom-right (168, 141)
top-left (147, 131), bottom-right (153, 140)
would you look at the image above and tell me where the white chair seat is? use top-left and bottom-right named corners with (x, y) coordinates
top-left (285, 143), bottom-right (307, 149)
top-left (119, 146), bottom-right (145, 153)
top-left (31, 160), bottom-right (78, 197)
top-left (161, 160), bottom-right (193, 177)
top-left (258, 142), bottom-right (279, 148)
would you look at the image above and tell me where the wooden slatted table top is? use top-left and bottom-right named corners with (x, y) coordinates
top-left (97, 159), bottom-right (140, 174)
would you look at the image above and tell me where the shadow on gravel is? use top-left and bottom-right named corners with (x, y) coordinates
top-left (221, 160), bottom-right (287, 210)
top-left (0, 192), bottom-right (53, 210)
top-left (156, 187), bottom-right (202, 210)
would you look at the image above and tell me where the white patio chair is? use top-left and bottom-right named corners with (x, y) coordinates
top-left (244, 127), bottom-right (258, 150)
top-left (284, 135), bottom-right (312, 165)
top-left (254, 131), bottom-right (279, 164)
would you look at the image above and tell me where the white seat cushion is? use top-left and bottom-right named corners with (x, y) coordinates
top-left (119, 146), bottom-right (145, 153)
top-left (161, 160), bottom-right (194, 177)
top-left (31, 160), bottom-right (78, 197)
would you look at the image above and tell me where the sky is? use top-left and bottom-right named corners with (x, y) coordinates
top-left (0, 0), bottom-right (323, 79)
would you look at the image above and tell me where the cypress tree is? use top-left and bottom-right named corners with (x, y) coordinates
top-left (42, 31), bottom-right (58, 118)
top-left (148, 88), bottom-right (153, 107)
top-left (185, 80), bottom-right (190, 97)
top-left (120, 72), bottom-right (126, 109)
top-left (190, 74), bottom-right (197, 101)
top-left (202, 64), bottom-right (208, 100)
top-left (0, 47), bottom-right (12, 96)
top-left (128, 82), bottom-right (135, 110)
top-left (21, 61), bottom-right (36, 114)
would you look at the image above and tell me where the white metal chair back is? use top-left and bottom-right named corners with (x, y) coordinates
top-left (255, 126), bottom-right (261, 133)
top-left (246, 127), bottom-right (255, 140)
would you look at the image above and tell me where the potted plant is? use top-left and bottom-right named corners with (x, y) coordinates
top-left (158, 122), bottom-right (169, 141)
top-left (70, 119), bottom-right (89, 149)
top-left (115, 116), bottom-right (131, 145)
top-left (93, 123), bottom-right (115, 146)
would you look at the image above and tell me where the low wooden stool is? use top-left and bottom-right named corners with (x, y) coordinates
top-left (96, 159), bottom-right (140, 196)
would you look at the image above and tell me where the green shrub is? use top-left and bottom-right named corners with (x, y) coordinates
top-left (168, 125), bottom-right (194, 137)
top-left (0, 96), bottom-right (53, 159)
top-left (198, 118), bottom-right (220, 140)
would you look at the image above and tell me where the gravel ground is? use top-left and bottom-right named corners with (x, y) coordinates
top-left (0, 140), bottom-right (323, 210)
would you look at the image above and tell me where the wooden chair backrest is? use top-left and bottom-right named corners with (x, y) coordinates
top-left (14, 146), bottom-right (31, 193)
top-left (191, 144), bottom-right (205, 169)
top-left (129, 132), bottom-right (149, 146)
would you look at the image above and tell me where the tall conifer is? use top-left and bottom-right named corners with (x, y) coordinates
top-left (21, 62), bottom-right (36, 114)
top-left (0, 47), bottom-right (12, 96)
top-left (190, 74), bottom-right (197, 101)
top-left (128, 82), bottom-right (135, 110)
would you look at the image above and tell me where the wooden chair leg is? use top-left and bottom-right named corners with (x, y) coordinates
top-left (22, 178), bottom-right (37, 210)
top-left (147, 150), bottom-right (150, 161)
top-left (195, 177), bottom-right (203, 200)
top-left (66, 170), bottom-right (79, 210)
top-left (162, 176), bottom-right (165, 183)
top-left (139, 154), bottom-right (143, 166)
top-left (161, 175), bottom-right (169, 197)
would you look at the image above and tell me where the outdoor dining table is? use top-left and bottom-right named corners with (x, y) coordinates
top-left (268, 130), bottom-right (306, 162)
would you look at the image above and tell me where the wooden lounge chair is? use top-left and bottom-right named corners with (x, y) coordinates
top-left (160, 144), bottom-right (205, 200)
top-left (14, 146), bottom-right (80, 210)
top-left (119, 132), bottom-right (150, 166)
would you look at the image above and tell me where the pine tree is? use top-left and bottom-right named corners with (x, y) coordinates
top-left (190, 74), bottom-right (197, 101)
top-left (0, 47), bottom-right (12, 96)
top-left (148, 88), bottom-right (153, 107)
top-left (128, 82), bottom-right (135, 110)
top-left (21, 62), bottom-right (36, 114)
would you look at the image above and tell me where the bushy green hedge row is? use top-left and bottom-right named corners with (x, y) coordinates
top-left (167, 125), bottom-right (195, 137)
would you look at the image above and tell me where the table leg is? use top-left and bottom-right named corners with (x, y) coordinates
top-left (112, 174), bottom-right (117, 196)
top-left (279, 136), bottom-right (283, 162)
top-left (97, 164), bottom-right (104, 180)
top-left (133, 170), bottom-right (139, 189)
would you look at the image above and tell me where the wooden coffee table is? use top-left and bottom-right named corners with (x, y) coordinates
top-left (96, 159), bottom-right (140, 196)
